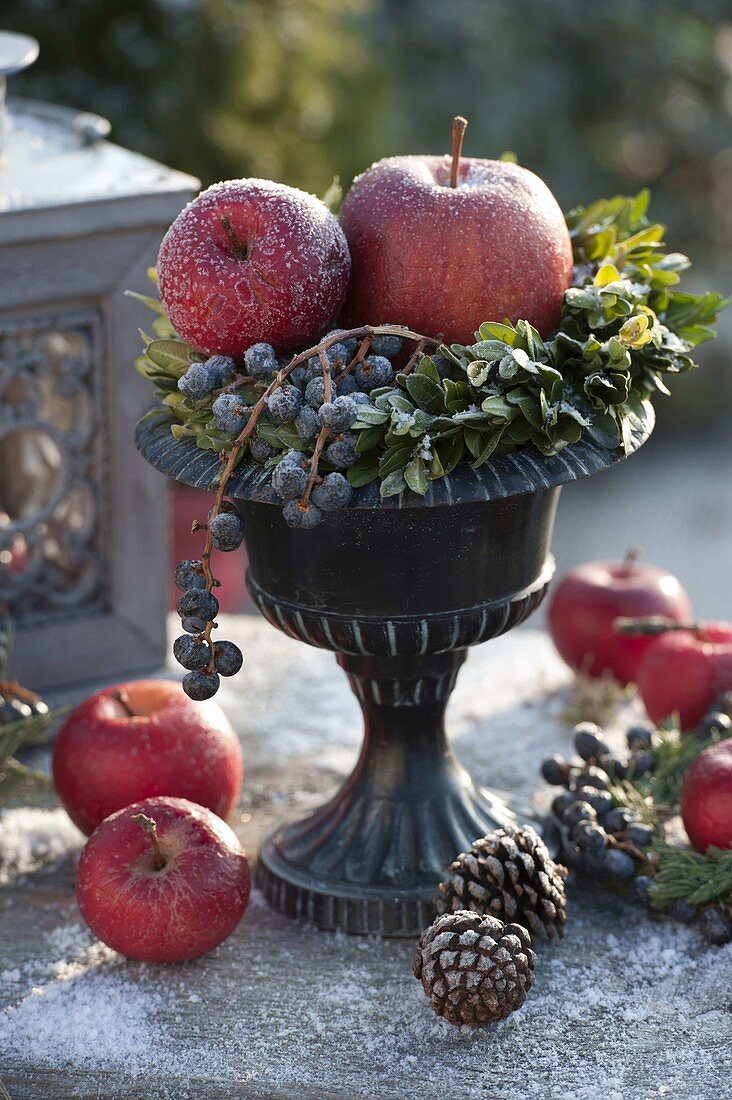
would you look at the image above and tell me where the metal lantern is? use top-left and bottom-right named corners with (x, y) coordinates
top-left (0, 32), bottom-right (198, 689)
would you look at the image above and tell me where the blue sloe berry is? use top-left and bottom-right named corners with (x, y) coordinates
top-left (325, 433), bottom-right (358, 468)
top-left (576, 766), bottom-right (609, 792)
top-left (700, 711), bottom-right (732, 739)
top-left (177, 588), bottom-right (219, 624)
top-left (213, 640), bottom-right (244, 677)
top-left (350, 391), bottom-right (374, 408)
top-left (295, 406), bottom-right (320, 441)
top-left (267, 384), bottom-right (302, 424)
top-left (596, 848), bottom-right (636, 880)
top-left (355, 355), bottom-right (394, 391)
top-left (625, 822), bottom-right (653, 847)
top-left (249, 434), bottom-right (277, 463)
top-left (173, 635), bottom-right (210, 671)
top-left (573, 723), bottom-right (611, 762)
top-left (244, 343), bottom-right (277, 377)
top-left (305, 376), bottom-right (331, 409)
top-left (319, 396), bottom-right (358, 433)
top-left (605, 807), bottom-right (634, 834)
top-left (181, 615), bottom-right (208, 635)
top-left (573, 821), bottom-right (607, 855)
top-left (204, 355), bottom-right (237, 387)
top-left (282, 500), bottom-right (323, 529)
top-left (626, 724), bottom-right (654, 752)
top-left (178, 362), bottom-right (216, 400)
top-left (540, 754), bottom-right (570, 785)
top-left (212, 393), bottom-right (251, 436)
top-left (182, 670), bottom-right (220, 700)
top-left (209, 512), bottom-right (245, 552)
top-left (175, 558), bottom-right (206, 591)
top-left (289, 366), bottom-right (308, 388)
top-left (312, 472), bottom-right (353, 512)
top-left (563, 801), bottom-right (597, 829)
top-left (551, 788), bottom-right (580, 820)
top-left (370, 333), bottom-right (402, 357)
top-left (336, 374), bottom-right (358, 396)
top-left (272, 461), bottom-right (309, 501)
top-left (325, 330), bottom-right (359, 357)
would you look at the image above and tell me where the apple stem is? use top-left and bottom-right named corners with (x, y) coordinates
top-left (112, 689), bottom-right (136, 718)
top-left (450, 115), bottom-right (468, 188)
top-left (220, 215), bottom-right (251, 261)
top-left (614, 615), bottom-right (700, 636)
top-left (132, 813), bottom-right (166, 870)
top-left (624, 546), bottom-right (642, 564)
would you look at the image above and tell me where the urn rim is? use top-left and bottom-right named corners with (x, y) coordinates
top-left (135, 410), bottom-right (654, 509)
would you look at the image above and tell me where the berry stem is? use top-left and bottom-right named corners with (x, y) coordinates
top-left (450, 115), bottom-right (468, 188)
top-left (132, 813), bottom-right (166, 870)
top-left (401, 338), bottom-right (428, 376)
top-left (111, 689), bottom-right (136, 717)
top-left (614, 616), bottom-right (700, 636)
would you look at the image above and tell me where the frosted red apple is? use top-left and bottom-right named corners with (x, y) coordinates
top-left (157, 179), bottom-right (351, 356)
top-left (637, 624), bottom-right (732, 730)
top-left (53, 680), bottom-right (242, 835)
top-left (339, 155), bottom-right (572, 345)
top-left (681, 740), bottom-right (732, 852)
top-left (77, 797), bottom-right (250, 962)
top-left (547, 556), bottom-right (692, 686)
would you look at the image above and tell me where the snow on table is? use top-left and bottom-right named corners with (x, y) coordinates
top-left (1, 620), bottom-right (730, 1100)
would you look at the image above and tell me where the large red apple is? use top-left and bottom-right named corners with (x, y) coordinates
top-left (157, 179), bottom-right (351, 356)
top-left (53, 680), bottom-right (242, 835)
top-left (547, 555), bottom-right (693, 686)
top-left (637, 624), bottom-right (732, 730)
top-left (77, 797), bottom-right (250, 962)
top-left (681, 740), bottom-right (732, 852)
top-left (338, 139), bottom-right (572, 344)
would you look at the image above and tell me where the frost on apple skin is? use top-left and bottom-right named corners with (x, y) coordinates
top-left (338, 155), bottom-right (573, 345)
top-left (157, 178), bottom-right (351, 357)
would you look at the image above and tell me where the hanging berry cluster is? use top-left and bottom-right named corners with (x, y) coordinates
top-left (170, 324), bottom-right (436, 699)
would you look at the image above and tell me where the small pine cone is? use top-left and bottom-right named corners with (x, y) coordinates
top-left (436, 824), bottom-right (567, 940)
top-left (413, 910), bottom-right (536, 1027)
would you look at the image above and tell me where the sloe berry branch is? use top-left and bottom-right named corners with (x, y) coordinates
top-left (173, 323), bottom-right (437, 698)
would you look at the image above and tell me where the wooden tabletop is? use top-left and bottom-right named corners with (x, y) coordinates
top-left (1, 620), bottom-right (729, 1099)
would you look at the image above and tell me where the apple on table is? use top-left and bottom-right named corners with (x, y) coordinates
top-left (548, 551), bottom-right (693, 687)
top-left (52, 680), bottom-right (243, 835)
top-left (77, 797), bottom-right (251, 963)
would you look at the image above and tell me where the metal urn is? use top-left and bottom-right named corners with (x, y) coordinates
top-left (137, 410), bottom-right (653, 936)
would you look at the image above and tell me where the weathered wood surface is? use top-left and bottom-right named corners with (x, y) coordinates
top-left (1, 621), bottom-right (730, 1099)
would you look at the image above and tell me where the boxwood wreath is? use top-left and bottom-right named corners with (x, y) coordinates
top-left (133, 188), bottom-right (729, 697)
top-left (135, 188), bottom-right (729, 507)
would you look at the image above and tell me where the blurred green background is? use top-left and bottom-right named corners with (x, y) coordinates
top-left (7, 0), bottom-right (732, 424)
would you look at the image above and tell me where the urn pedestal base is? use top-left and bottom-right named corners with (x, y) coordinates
top-left (251, 575), bottom-right (551, 936)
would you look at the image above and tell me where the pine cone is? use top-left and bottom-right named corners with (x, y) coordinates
top-left (413, 910), bottom-right (536, 1026)
top-left (436, 824), bottom-right (567, 940)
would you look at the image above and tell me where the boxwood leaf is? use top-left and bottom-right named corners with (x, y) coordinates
top-left (347, 458), bottom-right (380, 487)
top-left (404, 455), bottom-right (429, 495)
top-left (380, 470), bottom-right (407, 498)
top-left (146, 339), bottom-right (195, 375)
top-left (405, 374), bottom-right (446, 414)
